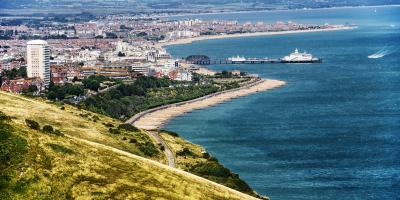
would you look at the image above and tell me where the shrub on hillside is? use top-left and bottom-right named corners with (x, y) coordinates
top-left (104, 123), bottom-right (114, 127)
top-left (176, 147), bottom-right (194, 157)
top-left (0, 111), bottom-right (11, 121)
top-left (129, 138), bottom-right (137, 143)
top-left (190, 161), bottom-right (231, 178)
top-left (109, 128), bottom-right (121, 134)
top-left (42, 125), bottom-right (54, 133)
top-left (118, 124), bottom-right (140, 132)
top-left (138, 142), bottom-right (158, 157)
top-left (92, 115), bottom-right (100, 121)
top-left (53, 130), bottom-right (64, 136)
top-left (202, 151), bottom-right (211, 159)
top-left (188, 160), bottom-right (255, 196)
top-left (208, 156), bottom-right (219, 162)
top-left (25, 119), bottom-right (40, 130)
top-left (160, 129), bottom-right (179, 137)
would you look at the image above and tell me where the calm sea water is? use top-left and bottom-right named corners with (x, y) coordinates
top-left (165, 6), bottom-right (400, 200)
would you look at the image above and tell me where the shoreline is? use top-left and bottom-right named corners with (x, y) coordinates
top-left (127, 79), bottom-right (286, 130)
top-left (159, 26), bottom-right (356, 47)
top-left (164, 4), bottom-right (400, 18)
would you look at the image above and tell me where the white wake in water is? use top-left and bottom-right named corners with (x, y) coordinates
top-left (368, 46), bottom-right (397, 59)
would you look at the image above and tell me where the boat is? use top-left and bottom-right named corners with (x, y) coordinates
top-left (228, 55), bottom-right (246, 62)
top-left (280, 49), bottom-right (321, 63)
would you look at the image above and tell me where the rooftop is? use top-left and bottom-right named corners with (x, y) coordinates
top-left (27, 40), bottom-right (48, 45)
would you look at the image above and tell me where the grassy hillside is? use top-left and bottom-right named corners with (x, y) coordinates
top-left (0, 92), bottom-right (164, 162)
top-left (160, 130), bottom-right (267, 199)
top-left (0, 91), bottom-right (259, 199)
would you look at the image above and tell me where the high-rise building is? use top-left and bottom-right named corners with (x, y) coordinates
top-left (27, 40), bottom-right (50, 85)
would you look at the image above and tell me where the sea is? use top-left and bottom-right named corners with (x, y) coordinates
top-left (164, 6), bottom-right (400, 200)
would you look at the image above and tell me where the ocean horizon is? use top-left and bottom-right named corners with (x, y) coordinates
top-left (165, 6), bottom-right (400, 200)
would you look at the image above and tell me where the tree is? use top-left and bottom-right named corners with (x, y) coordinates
top-left (64, 84), bottom-right (84, 96)
top-left (137, 32), bottom-right (148, 37)
top-left (17, 66), bottom-right (27, 78)
top-left (82, 79), bottom-right (100, 91)
top-left (23, 85), bottom-right (38, 94)
top-left (117, 51), bottom-right (125, 57)
top-left (221, 70), bottom-right (231, 78)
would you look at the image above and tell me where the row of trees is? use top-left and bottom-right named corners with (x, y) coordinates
top-left (0, 66), bottom-right (27, 85)
top-left (47, 83), bottom-right (84, 100)
top-left (80, 76), bottom-right (219, 119)
top-left (46, 75), bottom-right (110, 100)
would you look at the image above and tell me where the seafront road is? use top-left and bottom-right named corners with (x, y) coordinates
top-left (125, 78), bottom-right (286, 169)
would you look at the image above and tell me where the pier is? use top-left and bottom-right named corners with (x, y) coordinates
top-left (185, 57), bottom-right (321, 65)
top-left (211, 58), bottom-right (281, 65)
top-left (185, 54), bottom-right (321, 65)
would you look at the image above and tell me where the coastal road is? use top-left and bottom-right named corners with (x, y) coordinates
top-left (147, 130), bottom-right (176, 168)
top-left (125, 78), bottom-right (285, 169)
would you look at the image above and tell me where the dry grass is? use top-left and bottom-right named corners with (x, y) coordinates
top-left (160, 131), bottom-right (209, 169)
top-left (0, 91), bottom-right (258, 200)
top-left (0, 91), bottom-right (164, 162)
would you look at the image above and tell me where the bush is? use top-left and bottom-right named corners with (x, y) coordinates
top-left (104, 123), bottom-right (114, 127)
top-left (25, 119), bottom-right (40, 130)
top-left (109, 128), bottom-right (120, 134)
top-left (176, 147), bottom-right (194, 157)
top-left (208, 156), bottom-right (219, 162)
top-left (160, 129), bottom-right (179, 137)
top-left (118, 124), bottom-right (140, 132)
top-left (92, 115), bottom-right (100, 121)
top-left (202, 151), bottom-right (211, 159)
top-left (53, 130), bottom-right (64, 136)
top-left (190, 161), bottom-right (231, 178)
top-left (0, 111), bottom-right (11, 121)
top-left (138, 142), bottom-right (158, 157)
top-left (82, 78), bottom-right (100, 91)
top-left (42, 125), bottom-right (54, 133)
top-left (129, 138), bottom-right (137, 143)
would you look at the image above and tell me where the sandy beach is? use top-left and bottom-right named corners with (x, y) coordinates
top-left (158, 26), bottom-right (356, 47)
top-left (128, 79), bottom-right (286, 130)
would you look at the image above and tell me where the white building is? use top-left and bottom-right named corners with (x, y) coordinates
top-left (131, 62), bottom-right (149, 76)
top-left (175, 68), bottom-right (192, 81)
top-left (27, 40), bottom-right (50, 85)
top-left (165, 31), bottom-right (200, 40)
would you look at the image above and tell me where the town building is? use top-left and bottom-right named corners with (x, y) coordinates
top-left (26, 40), bottom-right (51, 86)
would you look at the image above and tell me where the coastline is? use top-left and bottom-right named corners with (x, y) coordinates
top-left (128, 79), bottom-right (286, 130)
top-left (164, 4), bottom-right (400, 18)
top-left (159, 26), bottom-right (356, 47)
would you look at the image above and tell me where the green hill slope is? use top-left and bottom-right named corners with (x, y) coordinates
top-left (0, 92), bottom-right (259, 200)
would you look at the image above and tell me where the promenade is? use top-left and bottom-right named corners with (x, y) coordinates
top-left (126, 79), bottom-right (286, 130)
